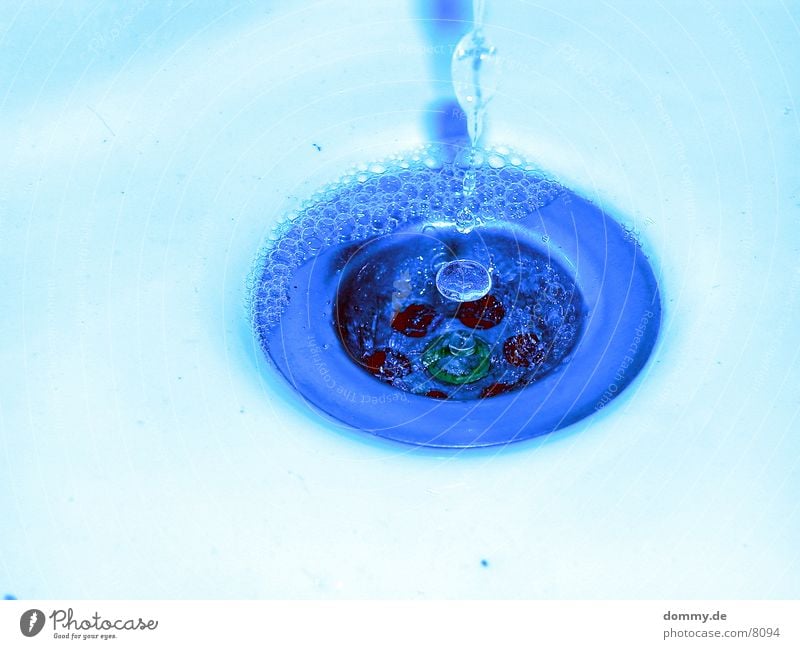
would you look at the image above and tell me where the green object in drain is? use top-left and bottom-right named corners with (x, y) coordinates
top-left (422, 330), bottom-right (491, 385)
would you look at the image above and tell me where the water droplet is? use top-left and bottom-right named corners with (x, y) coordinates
top-left (436, 259), bottom-right (492, 302)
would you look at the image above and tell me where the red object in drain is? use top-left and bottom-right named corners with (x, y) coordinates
top-left (481, 382), bottom-right (515, 398)
top-left (425, 390), bottom-right (449, 399)
top-left (503, 332), bottom-right (546, 367)
top-left (392, 303), bottom-right (438, 337)
top-left (362, 349), bottom-right (412, 380)
top-left (456, 295), bottom-right (505, 329)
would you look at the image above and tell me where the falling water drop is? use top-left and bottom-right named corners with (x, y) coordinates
top-left (451, 0), bottom-right (499, 234)
top-left (452, 30), bottom-right (498, 145)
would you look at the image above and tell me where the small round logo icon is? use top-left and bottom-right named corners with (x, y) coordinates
top-left (20, 609), bottom-right (45, 637)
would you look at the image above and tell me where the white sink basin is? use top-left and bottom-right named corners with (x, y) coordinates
top-left (1, 0), bottom-right (798, 598)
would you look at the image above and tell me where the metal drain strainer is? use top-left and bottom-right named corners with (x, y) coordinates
top-left (251, 148), bottom-right (660, 447)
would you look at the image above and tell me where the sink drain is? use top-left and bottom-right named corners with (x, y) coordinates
top-left (250, 146), bottom-right (661, 447)
top-left (334, 228), bottom-right (583, 400)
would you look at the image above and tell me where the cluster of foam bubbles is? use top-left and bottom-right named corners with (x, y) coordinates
top-left (250, 145), bottom-right (563, 340)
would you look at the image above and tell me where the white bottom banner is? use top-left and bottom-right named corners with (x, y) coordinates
top-left (0, 600), bottom-right (796, 648)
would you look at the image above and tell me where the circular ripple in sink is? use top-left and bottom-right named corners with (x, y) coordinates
top-left (250, 146), bottom-right (661, 447)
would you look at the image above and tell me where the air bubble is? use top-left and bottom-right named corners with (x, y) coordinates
top-left (487, 155), bottom-right (505, 168)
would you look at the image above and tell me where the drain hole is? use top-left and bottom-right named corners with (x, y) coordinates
top-left (334, 229), bottom-right (583, 400)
